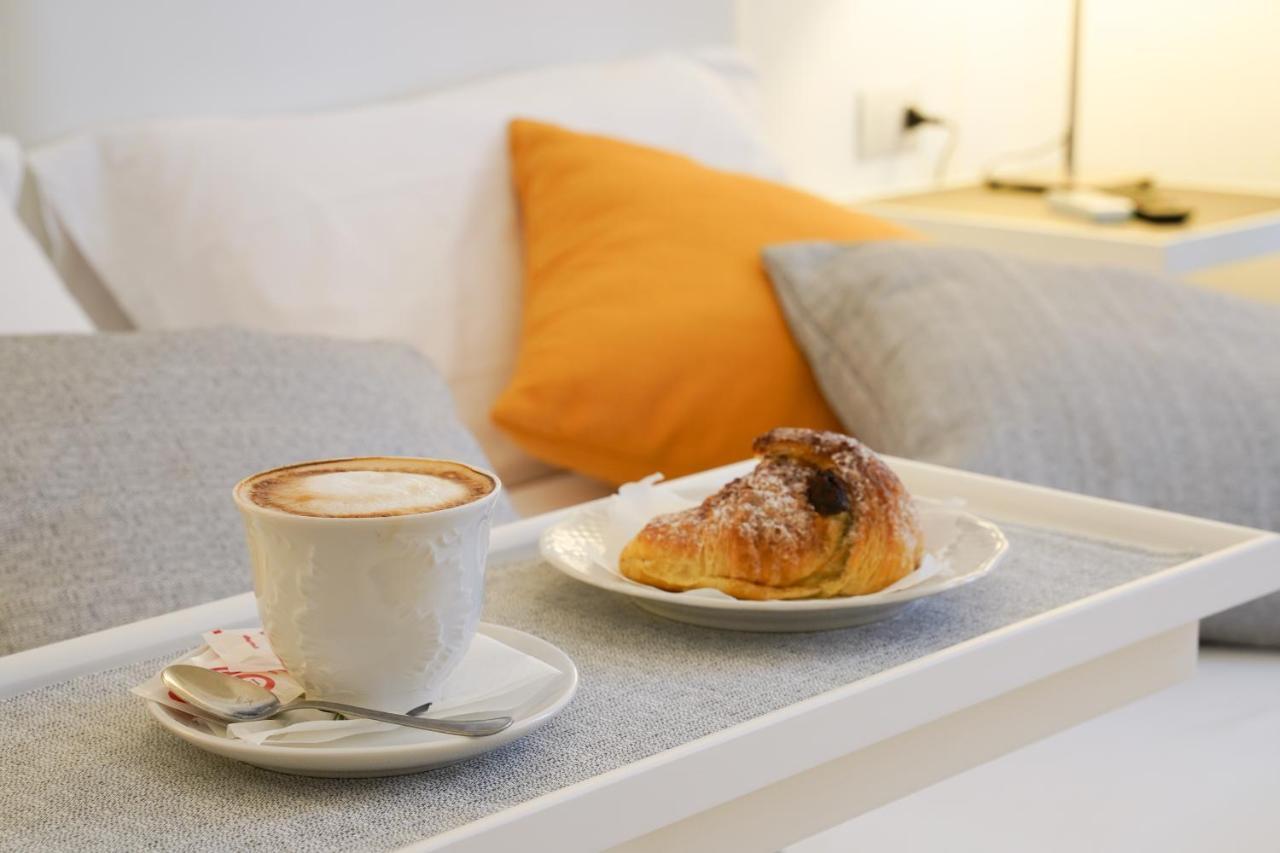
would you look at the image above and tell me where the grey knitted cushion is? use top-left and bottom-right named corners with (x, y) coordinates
top-left (764, 242), bottom-right (1280, 647)
top-left (0, 329), bottom-right (514, 654)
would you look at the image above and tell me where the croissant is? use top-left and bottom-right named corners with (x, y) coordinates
top-left (619, 428), bottom-right (923, 600)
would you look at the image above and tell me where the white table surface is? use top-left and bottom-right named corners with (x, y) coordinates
top-left (3, 458), bottom-right (1278, 852)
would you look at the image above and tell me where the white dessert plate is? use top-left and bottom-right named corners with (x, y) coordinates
top-left (146, 623), bottom-right (577, 778)
top-left (540, 477), bottom-right (1008, 632)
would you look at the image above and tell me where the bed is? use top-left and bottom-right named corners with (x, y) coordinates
top-left (2, 3), bottom-right (1277, 851)
top-left (2, 0), bottom-right (747, 515)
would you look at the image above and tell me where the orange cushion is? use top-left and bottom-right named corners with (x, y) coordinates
top-left (492, 119), bottom-right (914, 484)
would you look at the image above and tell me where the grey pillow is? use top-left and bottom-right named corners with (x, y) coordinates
top-left (765, 241), bottom-right (1280, 647)
top-left (0, 329), bottom-right (514, 655)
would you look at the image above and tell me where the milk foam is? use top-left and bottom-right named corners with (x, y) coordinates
top-left (269, 470), bottom-right (470, 517)
top-left (241, 457), bottom-right (495, 518)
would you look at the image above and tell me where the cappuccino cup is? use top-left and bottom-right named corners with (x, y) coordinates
top-left (233, 456), bottom-right (501, 712)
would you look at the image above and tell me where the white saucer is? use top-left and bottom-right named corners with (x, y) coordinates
top-left (147, 623), bottom-right (577, 778)
top-left (540, 485), bottom-right (1007, 632)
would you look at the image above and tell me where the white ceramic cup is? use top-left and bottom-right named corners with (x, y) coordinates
top-left (233, 457), bottom-right (501, 712)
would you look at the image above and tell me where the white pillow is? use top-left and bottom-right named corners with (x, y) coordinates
top-left (0, 136), bottom-right (23, 206)
top-left (28, 51), bottom-right (782, 484)
top-left (0, 136), bottom-right (93, 335)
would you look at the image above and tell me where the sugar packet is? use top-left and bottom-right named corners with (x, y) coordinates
top-left (201, 628), bottom-right (281, 671)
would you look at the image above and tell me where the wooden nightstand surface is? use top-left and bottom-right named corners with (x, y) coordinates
top-left (871, 185), bottom-right (1280, 236)
top-left (860, 184), bottom-right (1280, 276)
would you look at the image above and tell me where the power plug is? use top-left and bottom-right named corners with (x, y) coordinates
top-left (856, 90), bottom-right (915, 159)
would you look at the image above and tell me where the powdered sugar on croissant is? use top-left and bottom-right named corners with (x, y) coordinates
top-left (619, 428), bottom-right (923, 600)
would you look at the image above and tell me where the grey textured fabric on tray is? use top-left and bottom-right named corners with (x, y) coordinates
top-left (0, 329), bottom-right (514, 654)
top-left (0, 525), bottom-right (1193, 852)
top-left (764, 242), bottom-right (1280, 647)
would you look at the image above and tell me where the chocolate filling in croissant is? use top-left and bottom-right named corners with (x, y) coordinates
top-left (807, 469), bottom-right (851, 517)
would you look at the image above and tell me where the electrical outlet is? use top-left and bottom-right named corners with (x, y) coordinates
top-left (856, 90), bottom-right (913, 159)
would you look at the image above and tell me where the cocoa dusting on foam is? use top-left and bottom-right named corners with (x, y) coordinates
top-left (243, 458), bottom-right (493, 518)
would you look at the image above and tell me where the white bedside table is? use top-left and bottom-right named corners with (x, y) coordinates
top-left (861, 185), bottom-right (1280, 301)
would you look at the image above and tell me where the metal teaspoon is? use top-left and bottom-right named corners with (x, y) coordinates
top-left (161, 665), bottom-right (512, 737)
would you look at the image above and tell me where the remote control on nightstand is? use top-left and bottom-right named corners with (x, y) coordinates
top-left (1045, 189), bottom-right (1136, 223)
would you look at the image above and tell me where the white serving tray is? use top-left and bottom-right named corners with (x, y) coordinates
top-left (3, 457), bottom-right (1278, 853)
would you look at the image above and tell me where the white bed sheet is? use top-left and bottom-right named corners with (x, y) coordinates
top-left (0, 135), bottom-right (92, 335)
top-left (793, 646), bottom-right (1280, 852)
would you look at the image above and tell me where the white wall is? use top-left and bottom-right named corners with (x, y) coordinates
top-left (737, 0), bottom-right (1280, 201)
top-left (0, 0), bottom-right (735, 144)
top-left (1082, 0), bottom-right (1280, 194)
